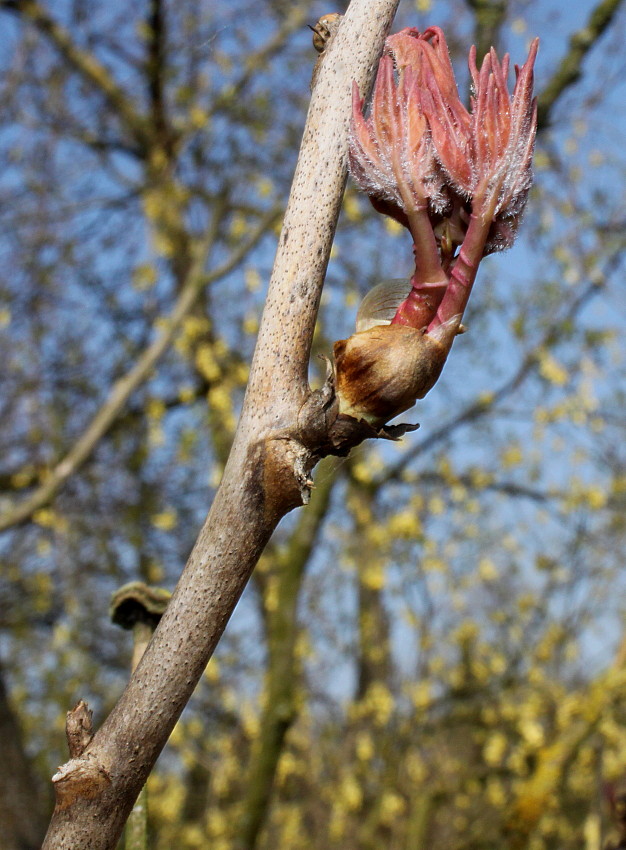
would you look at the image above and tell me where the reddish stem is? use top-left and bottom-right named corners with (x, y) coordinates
top-left (427, 211), bottom-right (491, 332)
top-left (391, 205), bottom-right (448, 328)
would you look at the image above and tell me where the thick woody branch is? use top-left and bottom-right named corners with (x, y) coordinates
top-left (41, 3), bottom-right (400, 848)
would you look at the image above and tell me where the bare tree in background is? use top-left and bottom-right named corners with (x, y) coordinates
top-left (0, 0), bottom-right (625, 848)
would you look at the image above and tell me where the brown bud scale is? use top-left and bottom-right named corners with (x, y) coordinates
top-left (333, 324), bottom-right (450, 426)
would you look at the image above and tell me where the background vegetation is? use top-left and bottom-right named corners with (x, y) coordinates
top-left (0, 0), bottom-right (625, 847)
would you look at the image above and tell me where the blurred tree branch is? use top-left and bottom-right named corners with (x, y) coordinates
top-left (537, 0), bottom-right (625, 128)
top-left (466, 0), bottom-right (508, 62)
top-left (0, 666), bottom-right (49, 850)
top-left (0, 0), bottom-right (152, 150)
top-left (0, 203), bottom-right (279, 533)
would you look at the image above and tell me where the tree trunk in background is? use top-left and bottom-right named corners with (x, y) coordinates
top-left (0, 667), bottom-right (49, 850)
top-left (234, 459), bottom-right (340, 850)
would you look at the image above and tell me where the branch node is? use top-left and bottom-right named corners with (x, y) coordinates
top-left (66, 700), bottom-right (94, 758)
top-left (296, 354), bottom-right (420, 459)
top-left (52, 753), bottom-right (111, 812)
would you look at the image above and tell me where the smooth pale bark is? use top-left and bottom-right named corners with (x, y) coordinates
top-left (41, 2), bottom-right (400, 848)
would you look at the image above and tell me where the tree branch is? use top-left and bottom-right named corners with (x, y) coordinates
top-left (146, 0), bottom-right (168, 145)
top-left (0, 0), bottom-right (152, 149)
top-left (466, 0), bottom-right (508, 63)
top-left (537, 0), bottom-right (625, 128)
top-left (41, 2), bottom-right (400, 847)
top-left (211, 6), bottom-right (308, 116)
top-left (0, 666), bottom-right (49, 850)
top-left (0, 205), bottom-right (279, 533)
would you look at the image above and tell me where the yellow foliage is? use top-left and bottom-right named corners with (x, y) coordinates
top-left (233, 361), bottom-right (249, 385)
top-left (207, 386), bottom-right (233, 415)
top-left (10, 467), bottom-right (35, 488)
top-left (469, 467), bottom-right (493, 488)
top-left (241, 701), bottom-right (260, 739)
top-left (132, 263), bottom-right (158, 291)
top-left (344, 289), bottom-right (359, 308)
top-left (156, 776), bottom-right (186, 823)
top-left (36, 538), bottom-right (52, 556)
top-left (379, 790), bottom-right (406, 823)
top-left (343, 194), bottom-right (362, 222)
top-left (450, 483), bottom-right (468, 501)
top-left (539, 352), bottom-right (569, 386)
top-left (276, 751), bottom-right (298, 785)
top-left (585, 487), bottom-right (607, 510)
top-left (244, 267), bottom-right (262, 292)
top-left (256, 176), bottom-right (274, 197)
top-left (206, 809), bottom-right (229, 838)
top-left (454, 620), bottom-right (479, 643)
top-left (204, 657), bottom-right (220, 683)
top-left (359, 682), bottom-right (395, 726)
top-left (405, 750), bottom-right (427, 783)
top-left (151, 509), bottom-right (178, 531)
top-left (501, 444), bottom-right (523, 468)
top-left (32, 572), bottom-right (52, 613)
top-left (518, 718), bottom-right (545, 748)
top-left (180, 824), bottom-right (205, 848)
top-left (489, 651), bottom-right (507, 675)
top-left (148, 423), bottom-right (165, 446)
top-left (151, 230), bottom-right (176, 258)
top-left (264, 575), bottom-right (279, 613)
top-left (388, 510), bottom-right (421, 539)
top-left (350, 460), bottom-right (375, 485)
top-left (384, 217), bottom-right (404, 235)
top-left (486, 776), bottom-right (507, 808)
top-left (410, 681), bottom-right (432, 710)
top-left (478, 557), bottom-right (498, 582)
top-left (229, 213), bottom-right (248, 239)
top-left (328, 807), bottom-right (347, 840)
top-left (583, 813), bottom-right (602, 850)
top-left (146, 560), bottom-right (164, 583)
top-left (182, 315), bottom-right (211, 340)
top-left (32, 508), bottom-right (55, 527)
top-left (188, 106), bottom-right (209, 129)
top-left (242, 313), bottom-right (259, 335)
top-left (169, 719), bottom-right (185, 746)
top-left (339, 774), bottom-right (363, 811)
top-left (355, 731), bottom-right (374, 762)
top-left (361, 559), bottom-right (385, 590)
top-left (195, 344), bottom-right (221, 382)
top-left (423, 555), bottom-right (447, 573)
top-left (428, 495), bottom-right (446, 514)
top-left (146, 397), bottom-right (166, 421)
